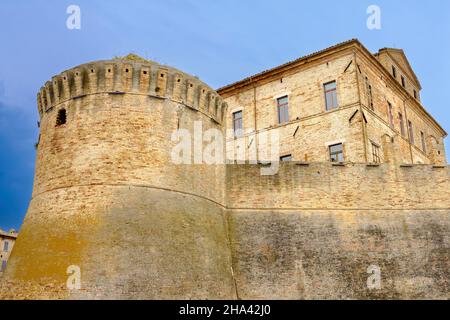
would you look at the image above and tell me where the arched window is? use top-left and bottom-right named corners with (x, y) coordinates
top-left (56, 108), bottom-right (67, 126)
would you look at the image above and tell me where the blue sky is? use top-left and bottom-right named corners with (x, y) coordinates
top-left (0, 0), bottom-right (449, 230)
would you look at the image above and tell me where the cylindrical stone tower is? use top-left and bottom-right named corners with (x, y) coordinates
top-left (1, 58), bottom-right (235, 299)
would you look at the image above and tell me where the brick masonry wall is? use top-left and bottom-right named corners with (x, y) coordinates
top-left (357, 50), bottom-right (446, 165)
top-left (226, 162), bottom-right (450, 299)
top-left (225, 51), bottom-right (367, 163)
top-left (1, 60), bottom-right (236, 299)
top-left (226, 163), bottom-right (449, 210)
top-left (222, 44), bottom-right (447, 166)
top-left (227, 105), bottom-right (366, 163)
top-left (3, 185), bottom-right (235, 299)
top-left (228, 208), bottom-right (449, 299)
top-left (224, 52), bottom-right (359, 133)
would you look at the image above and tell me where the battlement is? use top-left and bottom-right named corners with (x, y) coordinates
top-left (36, 59), bottom-right (228, 125)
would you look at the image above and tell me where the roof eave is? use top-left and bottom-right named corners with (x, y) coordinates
top-left (217, 39), bottom-right (361, 95)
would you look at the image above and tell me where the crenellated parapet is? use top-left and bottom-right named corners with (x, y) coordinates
top-left (36, 59), bottom-right (228, 125)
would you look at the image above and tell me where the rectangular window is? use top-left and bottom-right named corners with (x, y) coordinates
top-left (371, 142), bottom-right (381, 163)
top-left (329, 143), bottom-right (344, 162)
top-left (232, 110), bottom-right (243, 137)
top-left (399, 113), bottom-right (405, 137)
top-left (392, 66), bottom-right (397, 78)
top-left (413, 89), bottom-right (417, 99)
top-left (324, 81), bottom-right (338, 110)
top-left (1, 260), bottom-right (6, 272)
top-left (3, 241), bottom-right (8, 252)
top-left (421, 131), bottom-right (426, 152)
top-left (280, 154), bottom-right (292, 162)
top-left (365, 77), bottom-right (374, 110)
top-left (277, 96), bottom-right (289, 124)
top-left (401, 76), bottom-right (406, 88)
top-left (388, 102), bottom-right (394, 128)
top-left (408, 120), bottom-right (414, 144)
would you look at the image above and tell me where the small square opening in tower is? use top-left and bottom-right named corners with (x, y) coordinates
top-left (56, 109), bottom-right (67, 126)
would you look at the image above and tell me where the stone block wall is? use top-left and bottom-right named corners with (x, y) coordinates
top-left (226, 163), bottom-right (450, 299)
top-left (1, 60), bottom-right (236, 299)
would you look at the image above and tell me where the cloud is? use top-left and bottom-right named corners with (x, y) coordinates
top-left (0, 100), bottom-right (36, 230)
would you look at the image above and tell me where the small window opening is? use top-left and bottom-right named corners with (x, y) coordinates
top-left (324, 81), bottom-right (338, 110)
top-left (420, 131), bottom-right (426, 152)
top-left (399, 113), bottom-right (405, 137)
top-left (388, 102), bottom-right (394, 128)
top-left (408, 120), bottom-right (414, 144)
top-left (371, 142), bottom-right (381, 163)
top-left (329, 143), bottom-right (344, 162)
top-left (232, 110), bottom-right (243, 137)
top-left (365, 77), bottom-right (374, 110)
top-left (143, 70), bottom-right (147, 75)
top-left (277, 95), bottom-right (289, 124)
top-left (56, 109), bottom-right (67, 126)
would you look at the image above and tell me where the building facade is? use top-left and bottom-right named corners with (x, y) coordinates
top-left (219, 39), bottom-right (447, 166)
top-left (0, 229), bottom-right (18, 274)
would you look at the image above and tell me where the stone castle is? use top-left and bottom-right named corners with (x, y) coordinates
top-left (1, 39), bottom-right (449, 299)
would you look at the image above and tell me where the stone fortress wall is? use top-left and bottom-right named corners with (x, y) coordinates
top-left (226, 162), bottom-right (449, 299)
top-left (1, 43), bottom-right (449, 299)
top-left (1, 58), bottom-right (236, 299)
